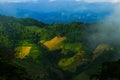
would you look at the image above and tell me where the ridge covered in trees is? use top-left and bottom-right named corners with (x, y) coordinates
top-left (0, 15), bottom-right (119, 80)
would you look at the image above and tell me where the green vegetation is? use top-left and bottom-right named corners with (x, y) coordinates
top-left (0, 15), bottom-right (119, 80)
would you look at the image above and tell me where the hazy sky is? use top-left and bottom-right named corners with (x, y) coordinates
top-left (0, 0), bottom-right (120, 3)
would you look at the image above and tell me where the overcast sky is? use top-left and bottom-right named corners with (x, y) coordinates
top-left (0, 0), bottom-right (120, 3)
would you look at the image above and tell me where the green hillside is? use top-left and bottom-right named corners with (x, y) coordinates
top-left (0, 15), bottom-right (119, 80)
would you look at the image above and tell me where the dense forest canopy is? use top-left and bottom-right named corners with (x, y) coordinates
top-left (0, 15), bottom-right (119, 80)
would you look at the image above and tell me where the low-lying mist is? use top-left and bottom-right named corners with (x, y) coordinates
top-left (89, 4), bottom-right (120, 60)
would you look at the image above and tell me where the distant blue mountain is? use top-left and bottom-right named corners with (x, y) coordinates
top-left (0, 2), bottom-right (117, 23)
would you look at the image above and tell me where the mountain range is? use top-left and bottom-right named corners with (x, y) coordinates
top-left (0, 1), bottom-right (120, 80)
top-left (0, 15), bottom-right (119, 80)
top-left (0, 2), bottom-right (117, 23)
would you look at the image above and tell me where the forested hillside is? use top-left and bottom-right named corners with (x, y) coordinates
top-left (0, 15), bottom-right (119, 80)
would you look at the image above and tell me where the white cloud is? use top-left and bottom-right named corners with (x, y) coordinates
top-left (49, 0), bottom-right (56, 2)
top-left (0, 0), bottom-right (38, 3)
top-left (75, 0), bottom-right (81, 2)
top-left (75, 0), bottom-right (120, 3)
